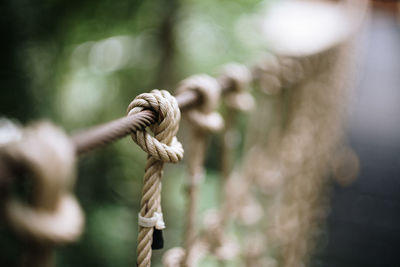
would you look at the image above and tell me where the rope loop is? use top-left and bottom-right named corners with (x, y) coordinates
top-left (128, 89), bottom-right (183, 267)
top-left (1, 122), bottom-right (84, 244)
top-left (6, 194), bottom-right (84, 244)
top-left (127, 89), bottom-right (183, 163)
top-left (177, 75), bottom-right (224, 132)
top-left (219, 63), bottom-right (254, 111)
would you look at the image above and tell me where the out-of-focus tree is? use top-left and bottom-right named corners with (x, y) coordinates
top-left (0, 0), bottom-right (266, 266)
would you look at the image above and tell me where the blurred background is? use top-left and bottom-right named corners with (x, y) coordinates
top-left (1, 0), bottom-right (400, 267)
top-left (311, 1), bottom-right (400, 267)
top-left (0, 0), bottom-right (266, 266)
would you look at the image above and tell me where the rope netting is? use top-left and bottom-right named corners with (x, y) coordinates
top-left (0, 1), bottom-right (367, 267)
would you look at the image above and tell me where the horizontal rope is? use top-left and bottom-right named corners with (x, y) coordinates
top-left (0, 68), bottom-right (255, 186)
top-left (71, 74), bottom-right (242, 155)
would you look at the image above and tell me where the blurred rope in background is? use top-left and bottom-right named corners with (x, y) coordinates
top-left (0, 1), bottom-right (266, 266)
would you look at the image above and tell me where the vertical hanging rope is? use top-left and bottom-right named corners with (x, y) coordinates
top-left (179, 75), bottom-right (224, 267)
top-left (127, 89), bottom-right (183, 267)
top-left (0, 122), bottom-right (84, 267)
top-left (196, 63), bottom-right (255, 264)
top-left (272, 48), bottom-right (351, 267)
top-left (218, 63), bottom-right (253, 225)
top-left (241, 39), bottom-right (356, 267)
top-left (162, 75), bottom-right (224, 267)
top-left (219, 64), bottom-right (260, 266)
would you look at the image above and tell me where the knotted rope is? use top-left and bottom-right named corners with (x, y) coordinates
top-left (219, 63), bottom-right (254, 113)
top-left (199, 63), bottom-right (255, 264)
top-left (127, 89), bottom-right (183, 267)
top-left (177, 75), bottom-right (224, 133)
top-left (218, 63), bottom-right (254, 222)
top-left (163, 75), bottom-right (224, 267)
top-left (0, 122), bottom-right (84, 267)
top-left (242, 43), bottom-right (354, 267)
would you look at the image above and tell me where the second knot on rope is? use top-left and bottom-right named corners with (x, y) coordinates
top-left (177, 75), bottom-right (224, 132)
top-left (219, 63), bottom-right (254, 112)
top-left (127, 89), bottom-right (183, 163)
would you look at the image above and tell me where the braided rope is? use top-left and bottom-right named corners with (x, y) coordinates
top-left (163, 75), bottom-right (223, 267)
top-left (219, 63), bottom-right (254, 112)
top-left (176, 75), bottom-right (224, 132)
top-left (6, 195), bottom-right (83, 244)
top-left (274, 49), bottom-right (350, 267)
top-left (218, 62), bottom-right (254, 212)
top-left (240, 43), bottom-right (353, 266)
top-left (1, 122), bottom-right (84, 267)
top-left (0, 3), bottom-right (366, 267)
top-left (127, 89), bottom-right (183, 267)
top-left (198, 63), bottom-right (254, 263)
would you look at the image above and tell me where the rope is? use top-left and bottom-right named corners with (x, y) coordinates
top-left (0, 122), bottom-right (84, 267)
top-left (0, 3), bottom-right (367, 267)
top-left (199, 63), bottom-right (254, 263)
top-left (219, 63), bottom-right (254, 112)
top-left (273, 48), bottom-right (351, 267)
top-left (69, 82), bottom-right (225, 156)
top-left (127, 89), bottom-right (183, 267)
top-left (180, 75), bottom-right (224, 266)
top-left (219, 63), bottom-right (254, 220)
top-left (162, 65), bottom-right (254, 267)
top-left (241, 40), bottom-right (355, 267)
top-left (162, 242), bottom-right (208, 267)
top-left (177, 75), bottom-right (224, 132)
top-left (162, 247), bottom-right (185, 267)
top-left (163, 74), bottom-right (224, 267)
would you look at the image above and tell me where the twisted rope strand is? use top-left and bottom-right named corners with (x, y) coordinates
top-left (163, 75), bottom-right (224, 267)
top-left (199, 63), bottom-right (254, 264)
top-left (181, 75), bottom-right (224, 267)
top-left (1, 122), bottom-right (84, 267)
top-left (127, 90), bottom-right (183, 267)
top-left (218, 63), bottom-right (254, 225)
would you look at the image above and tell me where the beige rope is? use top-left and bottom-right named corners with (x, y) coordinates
top-left (218, 63), bottom-right (254, 222)
top-left (176, 75), bottom-right (224, 133)
top-left (219, 63), bottom-right (254, 112)
top-left (272, 48), bottom-right (352, 267)
top-left (163, 247), bottom-right (186, 267)
top-left (184, 63), bottom-right (254, 264)
top-left (240, 40), bottom-right (355, 266)
top-left (163, 66), bottom-right (254, 266)
top-left (0, 122), bottom-right (84, 267)
top-left (162, 241), bottom-right (208, 267)
top-left (127, 89), bottom-right (183, 267)
top-left (201, 209), bottom-right (239, 261)
top-left (163, 75), bottom-right (223, 267)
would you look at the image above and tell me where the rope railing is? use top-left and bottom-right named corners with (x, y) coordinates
top-left (0, 53), bottom-right (349, 267)
top-left (0, 62), bottom-right (260, 267)
top-left (71, 75), bottom-right (236, 155)
top-left (0, 74), bottom-right (243, 184)
top-left (0, 1), bottom-right (367, 267)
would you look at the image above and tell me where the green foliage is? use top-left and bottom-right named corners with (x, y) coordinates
top-left (0, 0), bottom-right (270, 266)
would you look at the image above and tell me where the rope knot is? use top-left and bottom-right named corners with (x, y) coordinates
top-left (177, 75), bottom-right (224, 132)
top-left (1, 122), bottom-right (84, 244)
top-left (127, 89), bottom-right (183, 163)
top-left (128, 90), bottom-right (183, 265)
top-left (219, 63), bottom-right (254, 111)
